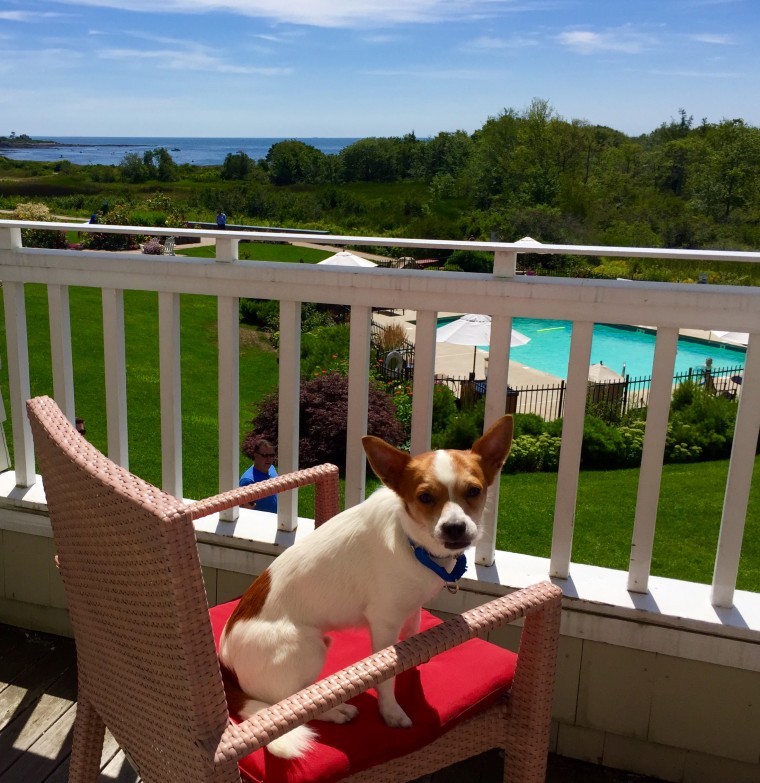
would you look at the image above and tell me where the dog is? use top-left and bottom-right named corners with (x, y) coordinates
top-left (218, 414), bottom-right (514, 758)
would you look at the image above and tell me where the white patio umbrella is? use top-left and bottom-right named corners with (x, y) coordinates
top-left (588, 362), bottom-right (625, 383)
top-left (435, 314), bottom-right (530, 374)
top-left (711, 330), bottom-right (749, 346)
top-left (317, 250), bottom-right (377, 267)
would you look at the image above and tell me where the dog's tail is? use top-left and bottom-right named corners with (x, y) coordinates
top-left (238, 699), bottom-right (317, 759)
top-left (220, 662), bottom-right (316, 759)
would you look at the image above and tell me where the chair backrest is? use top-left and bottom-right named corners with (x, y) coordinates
top-left (27, 396), bottom-right (234, 781)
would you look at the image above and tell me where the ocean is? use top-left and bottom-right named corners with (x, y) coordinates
top-left (1, 137), bottom-right (361, 166)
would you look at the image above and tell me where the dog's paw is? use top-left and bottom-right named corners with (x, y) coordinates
top-left (380, 703), bottom-right (413, 729)
top-left (317, 703), bottom-right (359, 724)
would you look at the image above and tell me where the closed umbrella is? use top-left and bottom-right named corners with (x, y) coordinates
top-left (435, 314), bottom-right (530, 374)
top-left (317, 250), bottom-right (377, 267)
top-left (588, 362), bottom-right (625, 382)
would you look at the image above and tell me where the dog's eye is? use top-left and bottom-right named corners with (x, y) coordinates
top-left (466, 486), bottom-right (481, 499)
top-left (418, 492), bottom-right (434, 505)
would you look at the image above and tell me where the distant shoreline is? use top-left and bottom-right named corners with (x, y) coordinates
top-left (0, 136), bottom-right (360, 166)
top-left (0, 140), bottom-right (117, 149)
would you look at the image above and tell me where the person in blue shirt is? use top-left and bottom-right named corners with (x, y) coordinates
top-left (239, 439), bottom-right (277, 512)
top-left (216, 210), bottom-right (227, 229)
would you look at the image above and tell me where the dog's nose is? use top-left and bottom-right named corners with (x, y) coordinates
top-left (441, 520), bottom-right (467, 542)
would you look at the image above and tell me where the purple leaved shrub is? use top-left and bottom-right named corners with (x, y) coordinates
top-left (243, 371), bottom-right (405, 472)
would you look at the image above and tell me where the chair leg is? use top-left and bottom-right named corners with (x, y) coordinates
top-left (68, 696), bottom-right (106, 783)
top-left (502, 596), bottom-right (562, 783)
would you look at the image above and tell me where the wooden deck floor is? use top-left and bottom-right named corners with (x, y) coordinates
top-left (0, 622), bottom-right (662, 783)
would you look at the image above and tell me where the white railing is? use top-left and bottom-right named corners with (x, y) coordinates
top-left (1, 220), bottom-right (759, 614)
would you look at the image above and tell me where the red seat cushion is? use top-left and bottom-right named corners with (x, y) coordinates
top-left (209, 598), bottom-right (517, 783)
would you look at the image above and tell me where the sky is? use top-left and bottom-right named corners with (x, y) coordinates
top-left (2, 0), bottom-right (759, 139)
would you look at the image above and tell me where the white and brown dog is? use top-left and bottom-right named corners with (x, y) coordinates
top-left (219, 415), bottom-right (514, 758)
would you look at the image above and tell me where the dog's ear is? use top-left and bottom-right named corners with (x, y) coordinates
top-left (362, 436), bottom-right (410, 491)
top-left (470, 415), bottom-right (514, 485)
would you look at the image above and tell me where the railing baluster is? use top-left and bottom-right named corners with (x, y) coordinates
top-left (550, 320), bottom-right (594, 578)
top-left (477, 314), bottom-right (512, 567)
top-left (3, 281), bottom-right (34, 486)
top-left (410, 310), bottom-right (437, 457)
top-left (277, 300), bottom-right (301, 531)
top-left (102, 288), bottom-right (128, 467)
top-left (345, 305), bottom-right (371, 509)
top-left (47, 285), bottom-right (75, 424)
top-left (628, 327), bottom-right (679, 593)
top-left (217, 295), bottom-right (239, 521)
top-left (712, 333), bottom-right (760, 608)
top-left (216, 237), bottom-right (239, 521)
top-left (159, 291), bottom-right (182, 497)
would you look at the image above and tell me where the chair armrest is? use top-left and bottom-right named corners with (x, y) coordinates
top-left (186, 463), bottom-right (340, 527)
top-left (207, 581), bottom-right (562, 766)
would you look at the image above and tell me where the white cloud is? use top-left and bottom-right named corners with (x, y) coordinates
top-left (557, 26), bottom-right (659, 54)
top-left (360, 33), bottom-right (404, 44)
top-left (365, 66), bottom-right (495, 80)
top-left (0, 11), bottom-right (67, 21)
top-left (460, 33), bottom-right (537, 51)
top-left (649, 68), bottom-right (738, 78)
top-left (97, 44), bottom-right (291, 74)
top-left (687, 33), bottom-right (736, 45)
top-left (39, 0), bottom-right (559, 28)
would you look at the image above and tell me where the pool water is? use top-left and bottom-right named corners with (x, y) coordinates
top-left (501, 318), bottom-right (746, 380)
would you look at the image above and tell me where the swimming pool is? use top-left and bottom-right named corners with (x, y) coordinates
top-left (499, 319), bottom-right (746, 379)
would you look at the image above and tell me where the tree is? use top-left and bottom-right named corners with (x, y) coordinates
top-left (340, 137), bottom-right (401, 182)
top-left (690, 120), bottom-right (760, 222)
top-left (144, 147), bottom-right (178, 182)
top-left (417, 130), bottom-right (472, 182)
top-left (119, 152), bottom-right (149, 183)
top-left (221, 150), bottom-right (256, 180)
top-left (265, 140), bottom-right (326, 185)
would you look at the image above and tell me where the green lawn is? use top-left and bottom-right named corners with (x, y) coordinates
top-left (497, 458), bottom-right (760, 591)
top-left (0, 284), bottom-right (279, 499)
top-left (178, 242), bottom-right (332, 263)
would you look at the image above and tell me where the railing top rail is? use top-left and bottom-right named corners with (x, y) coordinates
top-left (1, 245), bottom-right (758, 334)
top-left (2, 219), bottom-right (760, 264)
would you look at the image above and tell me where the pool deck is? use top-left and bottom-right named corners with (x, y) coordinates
top-left (373, 310), bottom-right (745, 385)
top-left (375, 310), bottom-right (566, 387)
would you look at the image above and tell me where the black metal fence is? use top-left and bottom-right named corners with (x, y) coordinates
top-left (371, 321), bottom-right (744, 420)
top-left (432, 364), bottom-right (744, 420)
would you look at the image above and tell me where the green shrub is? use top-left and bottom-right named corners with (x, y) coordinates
top-left (432, 383), bottom-right (459, 433)
top-left (505, 433), bottom-right (562, 473)
top-left (581, 415), bottom-right (628, 469)
top-left (12, 202), bottom-right (67, 249)
top-left (301, 324), bottom-right (350, 378)
top-left (666, 383), bottom-right (737, 461)
top-left (513, 412), bottom-right (545, 438)
top-left (431, 413), bottom-right (481, 450)
top-left (239, 298), bottom-right (279, 329)
top-left (390, 383), bottom-right (413, 441)
top-left (80, 203), bottom-right (139, 250)
top-left (243, 371), bottom-right (405, 472)
top-left (446, 249), bottom-right (492, 273)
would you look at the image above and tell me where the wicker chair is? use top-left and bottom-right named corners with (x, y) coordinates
top-left (27, 395), bottom-right (562, 783)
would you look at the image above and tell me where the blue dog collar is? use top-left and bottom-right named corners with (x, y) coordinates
top-left (408, 538), bottom-right (468, 585)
